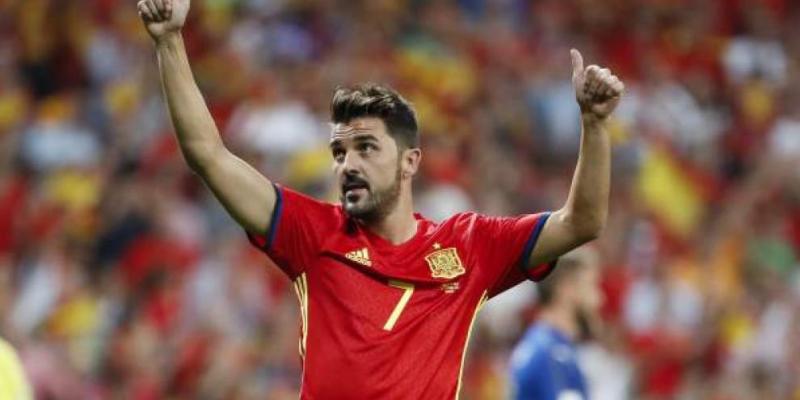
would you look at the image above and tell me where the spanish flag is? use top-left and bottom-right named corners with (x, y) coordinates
top-left (637, 145), bottom-right (706, 238)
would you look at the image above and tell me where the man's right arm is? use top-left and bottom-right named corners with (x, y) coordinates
top-left (139, 0), bottom-right (275, 234)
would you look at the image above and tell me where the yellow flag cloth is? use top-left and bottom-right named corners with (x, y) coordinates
top-left (637, 146), bottom-right (705, 238)
top-left (0, 338), bottom-right (32, 400)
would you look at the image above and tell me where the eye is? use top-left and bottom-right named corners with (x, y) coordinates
top-left (332, 148), bottom-right (345, 163)
top-left (357, 143), bottom-right (377, 154)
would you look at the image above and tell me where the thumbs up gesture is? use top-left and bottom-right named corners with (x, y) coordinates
top-left (570, 49), bottom-right (624, 120)
top-left (138, 0), bottom-right (190, 41)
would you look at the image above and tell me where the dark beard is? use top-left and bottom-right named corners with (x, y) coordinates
top-left (342, 165), bottom-right (401, 222)
top-left (575, 307), bottom-right (595, 342)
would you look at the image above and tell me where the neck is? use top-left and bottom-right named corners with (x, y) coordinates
top-left (539, 304), bottom-right (578, 341)
top-left (362, 185), bottom-right (417, 245)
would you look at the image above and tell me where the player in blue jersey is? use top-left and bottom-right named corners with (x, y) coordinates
top-left (510, 247), bottom-right (602, 400)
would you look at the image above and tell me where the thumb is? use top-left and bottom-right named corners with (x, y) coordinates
top-left (570, 48), bottom-right (584, 78)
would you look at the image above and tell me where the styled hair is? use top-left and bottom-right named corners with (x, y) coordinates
top-left (330, 84), bottom-right (419, 149)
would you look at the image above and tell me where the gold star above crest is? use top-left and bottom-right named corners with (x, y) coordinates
top-left (433, 243), bottom-right (441, 250)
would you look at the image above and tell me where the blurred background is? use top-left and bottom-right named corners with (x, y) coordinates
top-left (1, 0), bottom-right (799, 398)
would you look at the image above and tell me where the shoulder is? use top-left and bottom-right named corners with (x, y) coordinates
top-left (511, 327), bottom-right (550, 368)
top-left (437, 211), bottom-right (530, 241)
top-left (424, 212), bottom-right (491, 247)
top-left (441, 211), bottom-right (538, 230)
top-left (279, 185), bottom-right (342, 216)
top-left (512, 323), bottom-right (575, 369)
top-left (276, 184), bottom-right (348, 233)
top-left (279, 185), bottom-right (337, 210)
top-left (437, 211), bottom-right (488, 231)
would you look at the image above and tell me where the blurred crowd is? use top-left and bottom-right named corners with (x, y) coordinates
top-left (1, 0), bottom-right (799, 398)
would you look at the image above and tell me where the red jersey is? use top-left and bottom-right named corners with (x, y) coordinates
top-left (247, 185), bottom-right (556, 399)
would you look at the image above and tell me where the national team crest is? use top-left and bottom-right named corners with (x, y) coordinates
top-left (425, 246), bottom-right (465, 279)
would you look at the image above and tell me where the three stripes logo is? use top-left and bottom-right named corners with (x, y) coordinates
top-left (345, 248), bottom-right (372, 267)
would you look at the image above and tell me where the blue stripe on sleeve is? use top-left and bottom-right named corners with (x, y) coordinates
top-left (265, 183), bottom-right (284, 250)
top-left (517, 212), bottom-right (551, 270)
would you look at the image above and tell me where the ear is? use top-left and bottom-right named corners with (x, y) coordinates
top-left (400, 148), bottom-right (422, 179)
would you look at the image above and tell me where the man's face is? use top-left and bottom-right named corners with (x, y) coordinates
top-left (330, 117), bottom-right (403, 221)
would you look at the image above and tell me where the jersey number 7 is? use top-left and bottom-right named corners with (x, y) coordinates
top-left (383, 280), bottom-right (414, 331)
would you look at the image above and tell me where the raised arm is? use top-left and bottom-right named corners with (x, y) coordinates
top-left (528, 49), bottom-right (624, 267)
top-left (138, 0), bottom-right (275, 234)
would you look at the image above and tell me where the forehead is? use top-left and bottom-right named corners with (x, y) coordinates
top-left (330, 117), bottom-right (389, 143)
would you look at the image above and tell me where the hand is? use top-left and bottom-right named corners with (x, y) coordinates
top-left (571, 49), bottom-right (624, 120)
top-left (138, 0), bottom-right (190, 41)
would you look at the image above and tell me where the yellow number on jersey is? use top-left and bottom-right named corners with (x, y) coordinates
top-left (383, 280), bottom-right (414, 331)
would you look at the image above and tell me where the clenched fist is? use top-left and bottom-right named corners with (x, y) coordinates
top-left (571, 49), bottom-right (624, 120)
top-left (138, 0), bottom-right (190, 41)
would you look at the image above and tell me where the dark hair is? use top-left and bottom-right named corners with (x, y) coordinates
top-left (330, 84), bottom-right (419, 149)
top-left (537, 248), bottom-right (595, 306)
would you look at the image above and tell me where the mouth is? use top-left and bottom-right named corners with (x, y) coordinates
top-left (342, 180), bottom-right (369, 202)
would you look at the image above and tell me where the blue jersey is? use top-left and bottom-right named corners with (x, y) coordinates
top-left (510, 322), bottom-right (588, 400)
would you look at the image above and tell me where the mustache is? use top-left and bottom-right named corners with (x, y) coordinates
top-left (341, 175), bottom-right (370, 191)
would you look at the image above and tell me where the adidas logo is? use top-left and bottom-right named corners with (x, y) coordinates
top-left (345, 248), bottom-right (372, 267)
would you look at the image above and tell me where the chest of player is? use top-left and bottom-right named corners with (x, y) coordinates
top-left (301, 234), bottom-right (486, 334)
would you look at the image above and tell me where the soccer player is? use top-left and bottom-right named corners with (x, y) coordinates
top-left (137, 0), bottom-right (624, 397)
top-left (509, 247), bottom-right (602, 400)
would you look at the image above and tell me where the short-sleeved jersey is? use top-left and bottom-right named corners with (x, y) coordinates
top-left (247, 185), bottom-right (556, 399)
top-left (509, 322), bottom-right (588, 400)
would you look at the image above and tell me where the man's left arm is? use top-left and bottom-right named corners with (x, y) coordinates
top-left (528, 49), bottom-right (624, 267)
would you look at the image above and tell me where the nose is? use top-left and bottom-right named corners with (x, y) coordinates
top-left (341, 151), bottom-right (362, 175)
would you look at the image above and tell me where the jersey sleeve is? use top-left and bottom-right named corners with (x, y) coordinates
top-left (466, 212), bottom-right (559, 297)
top-left (246, 184), bottom-right (339, 279)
